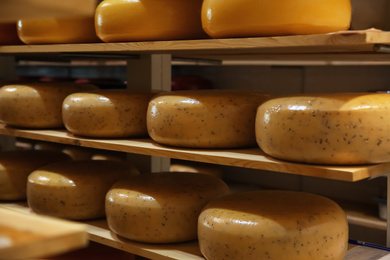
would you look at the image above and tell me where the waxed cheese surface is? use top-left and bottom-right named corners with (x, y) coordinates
top-left (0, 83), bottom-right (97, 129)
top-left (256, 92), bottom-right (390, 164)
top-left (106, 172), bottom-right (230, 243)
top-left (27, 160), bottom-right (139, 220)
top-left (147, 90), bottom-right (270, 148)
top-left (198, 190), bottom-right (348, 260)
top-left (0, 150), bottom-right (71, 201)
top-left (201, 0), bottom-right (351, 38)
top-left (62, 90), bottom-right (154, 138)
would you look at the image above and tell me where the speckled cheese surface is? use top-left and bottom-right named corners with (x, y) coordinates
top-left (256, 92), bottom-right (390, 164)
top-left (62, 90), bottom-right (154, 138)
top-left (105, 172), bottom-right (230, 243)
top-left (27, 160), bottom-right (139, 220)
top-left (198, 190), bottom-right (348, 260)
top-left (147, 90), bottom-right (270, 148)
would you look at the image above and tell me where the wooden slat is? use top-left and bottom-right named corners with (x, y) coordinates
top-left (0, 125), bottom-right (389, 182)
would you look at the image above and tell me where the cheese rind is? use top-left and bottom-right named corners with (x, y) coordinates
top-left (27, 160), bottom-right (139, 220)
top-left (105, 172), bottom-right (230, 243)
top-left (62, 90), bottom-right (154, 138)
top-left (17, 16), bottom-right (100, 44)
top-left (0, 150), bottom-right (71, 201)
top-left (95, 0), bottom-right (207, 42)
top-left (147, 90), bottom-right (270, 148)
top-left (198, 190), bottom-right (348, 260)
top-left (201, 0), bottom-right (351, 38)
top-left (256, 92), bottom-right (390, 164)
top-left (0, 83), bottom-right (97, 128)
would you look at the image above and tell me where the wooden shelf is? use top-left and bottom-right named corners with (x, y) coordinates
top-left (1, 124), bottom-right (389, 182)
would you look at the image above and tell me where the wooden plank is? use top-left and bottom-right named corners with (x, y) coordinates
top-left (0, 125), bottom-right (388, 182)
top-left (0, 0), bottom-right (97, 22)
top-left (0, 207), bottom-right (87, 259)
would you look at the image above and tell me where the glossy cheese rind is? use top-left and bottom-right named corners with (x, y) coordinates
top-left (147, 90), bottom-right (270, 148)
top-left (95, 0), bottom-right (207, 42)
top-left (27, 160), bottom-right (139, 220)
top-left (256, 92), bottom-right (390, 165)
top-left (201, 0), bottom-right (352, 38)
top-left (105, 172), bottom-right (230, 243)
top-left (198, 190), bottom-right (348, 260)
top-left (62, 90), bottom-right (154, 138)
top-left (0, 150), bottom-right (71, 201)
top-left (0, 83), bottom-right (98, 129)
top-left (17, 16), bottom-right (100, 44)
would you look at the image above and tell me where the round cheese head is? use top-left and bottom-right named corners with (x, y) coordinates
top-left (198, 190), bottom-right (348, 260)
top-left (95, 0), bottom-right (207, 42)
top-left (27, 160), bottom-right (139, 220)
top-left (105, 172), bottom-right (230, 243)
top-left (0, 150), bottom-right (71, 201)
top-left (256, 92), bottom-right (390, 165)
top-left (147, 90), bottom-right (270, 148)
top-left (201, 0), bottom-right (351, 38)
top-left (0, 83), bottom-right (98, 129)
top-left (17, 16), bottom-right (100, 44)
top-left (62, 90), bottom-right (155, 138)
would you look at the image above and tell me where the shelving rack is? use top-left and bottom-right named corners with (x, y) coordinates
top-left (1, 29), bottom-right (390, 259)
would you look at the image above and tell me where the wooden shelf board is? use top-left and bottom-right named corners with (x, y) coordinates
top-left (0, 125), bottom-right (389, 182)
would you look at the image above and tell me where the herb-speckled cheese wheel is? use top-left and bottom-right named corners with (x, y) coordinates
top-left (106, 172), bottom-right (230, 243)
top-left (147, 90), bottom-right (270, 148)
top-left (0, 150), bottom-right (71, 201)
top-left (62, 90), bottom-right (154, 138)
top-left (27, 160), bottom-right (139, 220)
top-left (0, 83), bottom-right (97, 129)
top-left (256, 92), bottom-right (390, 165)
top-left (201, 0), bottom-right (351, 38)
top-left (198, 190), bottom-right (348, 260)
top-left (95, 0), bottom-right (207, 42)
top-left (17, 16), bottom-right (100, 44)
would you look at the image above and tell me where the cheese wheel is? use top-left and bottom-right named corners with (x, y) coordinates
top-left (0, 23), bottom-right (22, 45)
top-left (256, 92), bottom-right (390, 165)
top-left (0, 150), bottom-right (71, 201)
top-left (62, 90), bottom-right (154, 138)
top-left (147, 90), bottom-right (270, 148)
top-left (95, 0), bottom-right (207, 42)
top-left (0, 82), bottom-right (98, 129)
top-left (198, 190), bottom-right (348, 260)
top-left (27, 160), bottom-right (139, 220)
top-left (105, 172), bottom-right (230, 243)
top-left (17, 16), bottom-right (100, 44)
top-left (201, 0), bottom-right (352, 38)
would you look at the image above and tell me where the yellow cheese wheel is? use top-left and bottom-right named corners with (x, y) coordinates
top-left (256, 92), bottom-right (390, 165)
top-left (198, 190), bottom-right (348, 260)
top-left (201, 0), bottom-right (351, 38)
top-left (105, 172), bottom-right (230, 243)
top-left (147, 90), bottom-right (270, 148)
top-left (17, 16), bottom-right (100, 44)
top-left (0, 23), bottom-right (22, 45)
top-left (27, 160), bottom-right (139, 220)
top-left (62, 90), bottom-right (154, 138)
top-left (0, 150), bottom-right (71, 201)
top-left (0, 82), bottom-right (98, 129)
top-left (95, 0), bottom-right (207, 42)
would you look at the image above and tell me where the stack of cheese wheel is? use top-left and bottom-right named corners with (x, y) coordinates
top-left (201, 0), bottom-right (352, 38)
top-left (0, 23), bottom-right (22, 45)
top-left (198, 190), bottom-right (348, 260)
top-left (95, 0), bottom-right (207, 42)
top-left (105, 172), bottom-right (230, 243)
top-left (62, 90), bottom-right (154, 138)
top-left (27, 160), bottom-right (139, 220)
top-left (0, 150), bottom-right (71, 201)
top-left (256, 92), bottom-right (390, 165)
top-left (17, 16), bottom-right (100, 44)
top-left (0, 82), bottom-right (98, 129)
top-left (147, 90), bottom-right (270, 148)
